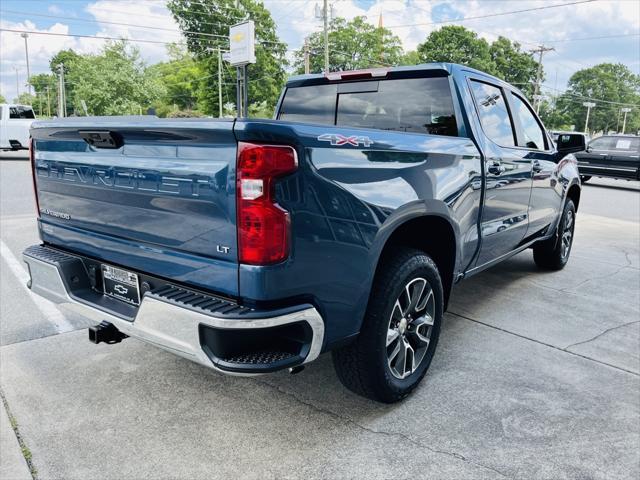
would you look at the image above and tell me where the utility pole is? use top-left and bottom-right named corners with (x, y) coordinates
top-left (46, 86), bottom-right (51, 117)
top-left (315, 1), bottom-right (330, 72)
top-left (583, 102), bottom-right (595, 133)
top-left (20, 33), bottom-right (32, 96)
top-left (621, 107), bottom-right (631, 134)
top-left (531, 45), bottom-right (554, 114)
top-left (57, 63), bottom-right (66, 117)
top-left (304, 38), bottom-right (310, 74)
top-left (218, 47), bottom-right (223, 118)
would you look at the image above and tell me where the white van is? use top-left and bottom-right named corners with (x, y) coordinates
top-left (0, 104), bottom-right (36, 150)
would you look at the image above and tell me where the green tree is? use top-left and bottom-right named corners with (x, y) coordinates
top-left (0, 94), bottom-right (6, 103)
top-left (293, 16), bottom-right (404, 73)
top-left (554, 63), bottom-right (640, 134)
top-left (417, 26), bottom-right (496, 74)
top-left (168, 0), bottom-right (287, 115)
top-left (28, 73), bottom-right (57, 117)
top-left (416, 27), bottom-right (540, 100)
top-left (400, 50), bottom-right (421, 66)
top-left (538, 99), bottom-right (572, 130)
top-left (489, 36), bottom-right (538, 97)
top-left (147, 44), bottom-right (207, 116)
top-left (64, 41), bottom-right (164, 115)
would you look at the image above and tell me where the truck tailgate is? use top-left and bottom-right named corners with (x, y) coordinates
top-left (30, 118), bottom-right (239, 297)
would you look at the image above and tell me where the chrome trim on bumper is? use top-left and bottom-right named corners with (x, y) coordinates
top-left (23, 253), bottom-right (324, 376)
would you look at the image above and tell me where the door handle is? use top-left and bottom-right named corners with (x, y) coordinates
top-left (532, 161), bottom-right (543, 173)
top-left (487, 161), bottom-right (505, 175)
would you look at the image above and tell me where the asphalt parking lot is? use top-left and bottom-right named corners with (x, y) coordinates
top-left (1, 155), bottom-right (639, 479)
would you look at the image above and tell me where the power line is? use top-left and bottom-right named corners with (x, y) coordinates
top-left (1, 9), bottom-right (229, 40)
top-left (540, 84), bottom-right (640, 107)
top-left (543, 33), bottom-right (640, 43)
top-left (385, 0), bottom-right (596, 29)
top-left (0, 28), bottom-right (182, 45)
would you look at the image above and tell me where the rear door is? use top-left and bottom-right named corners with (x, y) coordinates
top-left (468, 79), bottom-right (532, 266)
top-left (608, 137), bottom-right (640, 179)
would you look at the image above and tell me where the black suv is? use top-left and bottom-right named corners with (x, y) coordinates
top-left (576, 135), bottom-right (640, 182)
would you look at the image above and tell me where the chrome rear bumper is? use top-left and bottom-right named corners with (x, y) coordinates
top-left (23, 245), bottom-right (324, 375)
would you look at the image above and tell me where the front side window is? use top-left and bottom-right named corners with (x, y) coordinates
top-left (278, 77), bottom-right (458, 137)
top-left (470, 80), bottom-right (515, 146)
top-left (510, 93), bottom-right (546, 150)
top-left (589, 137), bottom-right (615, 150)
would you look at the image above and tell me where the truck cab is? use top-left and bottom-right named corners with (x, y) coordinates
top-left (0, 103), bottom-right (36, 150)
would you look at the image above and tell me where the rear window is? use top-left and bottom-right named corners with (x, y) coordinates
top-left (9, 106), bottom-right (35, 119)
top-left (278, 77), bottom-right (458, 137)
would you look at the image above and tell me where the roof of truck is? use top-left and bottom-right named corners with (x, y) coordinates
top-left (285, 62), bottom-right (504, 88)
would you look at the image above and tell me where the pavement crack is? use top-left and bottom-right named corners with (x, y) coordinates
top-left (448, 311), bottom-right (639, 377)
top-left (560, 263), bottom-right (632, 293)
top-left (564, 320), bottom-right (640, 351)
top-left (251, 377), bottom-right (510, 478)
top-left (0, 387), bottom-right (38, 479)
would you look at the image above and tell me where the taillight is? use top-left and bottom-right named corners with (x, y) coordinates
top-left (29, 138), bottom-right (40, 217)
top-left (237, 142), bottom-right (298, 265)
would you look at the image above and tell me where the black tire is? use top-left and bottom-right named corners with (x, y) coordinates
top-left (580, 175), bottom-right (591, 183)
top-left (332, 248), bottom-right (443, 403)
top-left (533, 199), bottom-right (576, 270)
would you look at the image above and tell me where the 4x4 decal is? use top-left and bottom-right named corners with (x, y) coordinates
top-left (317, 133), bottom-right (373, 147)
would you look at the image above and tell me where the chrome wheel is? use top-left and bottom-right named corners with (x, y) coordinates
top-left (387, 277), bottom-right (436, 379)
top-left (561, 209), bottom-right (574, 259)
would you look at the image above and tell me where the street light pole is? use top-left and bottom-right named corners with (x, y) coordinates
top-left (20, 33), bottom-right (31, 96)
top-left (13, 67), bottom-right (19, 99)
top-left (583, 102), bottom-right (595, 133)
top-left (621, 107), bottom-right (631, 134)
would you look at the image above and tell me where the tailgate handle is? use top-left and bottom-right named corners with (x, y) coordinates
top-left (79, 130), bottom-right (123, 149)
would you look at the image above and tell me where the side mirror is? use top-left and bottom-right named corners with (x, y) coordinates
top-left (556, 133), bottom-right (586, 157)
top-left (586, 145), bottom-right (593, 153)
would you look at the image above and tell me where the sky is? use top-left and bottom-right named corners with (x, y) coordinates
top-left (1, 0), bottom-right (639, 103)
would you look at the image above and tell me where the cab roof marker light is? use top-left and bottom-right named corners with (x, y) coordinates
top-left (324, 68), bottom-right (389, 81)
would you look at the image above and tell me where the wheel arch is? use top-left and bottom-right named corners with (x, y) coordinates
top-left (567, 182), bottom-right (581, 211)
top-left (370, 212), bottom-right (458, 311)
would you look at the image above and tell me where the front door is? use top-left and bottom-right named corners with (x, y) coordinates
top-left (507, 92), bottom-right (561, 237)
top-left (468, 79), bottom-right (532, 266)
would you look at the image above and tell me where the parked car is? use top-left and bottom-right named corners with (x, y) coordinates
top-left (23, 64), bottom-right (584, 402)
top-left (0, 103), bottom-right (36, 150)
top-left (575, 135), bottom-right (640, 182)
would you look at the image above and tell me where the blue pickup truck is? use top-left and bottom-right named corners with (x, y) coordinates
top-left (23, 63), bottom-right (584, 402)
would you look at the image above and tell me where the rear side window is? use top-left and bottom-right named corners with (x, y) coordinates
top-left (278, 77), bottom-right (458, 137)
top-left (510, 93), bottom-right (546, 150)
top-left (612, 137), bottom-right (639, 151)
top-left (470, 80), bottom-right (515, 147)
top-left (278, 84), bottom-right (336, 125)
top-left (9, 106), bottom-right (35, 119)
